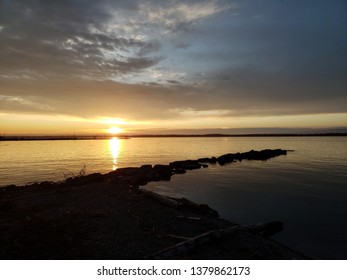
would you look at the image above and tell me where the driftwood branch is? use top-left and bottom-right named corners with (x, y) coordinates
top-left (139, 188), bottom-right (181, 208)
top-left (239, 221), bottom-right (283, 237)
top-left (139, 189), bottom-right (219, 217)
top-left (146, 221), bottom-right (283, 259)
top-left (173, 197), bottom-right (219, 217)
top-left (164, 234), bottom-right (191, 241)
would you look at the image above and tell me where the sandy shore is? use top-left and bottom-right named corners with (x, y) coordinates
top-left (0, 150), bottom-right (310, 259)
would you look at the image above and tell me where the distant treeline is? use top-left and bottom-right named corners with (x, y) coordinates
top-left (1, 133), bottom-right (346, 141)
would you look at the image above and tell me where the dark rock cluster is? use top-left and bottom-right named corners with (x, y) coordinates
top-left (217, 149), bottom-right (287, 165)
top-left (102, 149), bottom-right (288, 187)
top-left (4, 149), bottom-right (288, 190)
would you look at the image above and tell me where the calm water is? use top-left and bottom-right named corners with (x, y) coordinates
top-left (1, 137), bottom-right (346, 259)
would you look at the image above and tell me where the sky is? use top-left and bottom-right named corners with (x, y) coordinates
top-left (0, 0), bottom-right (346, 135)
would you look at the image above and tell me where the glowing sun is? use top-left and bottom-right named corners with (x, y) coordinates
top-left (106, 126), bottom-right (123, 134)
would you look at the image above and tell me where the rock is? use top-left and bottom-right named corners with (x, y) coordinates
top-left (68, 173), bottom-right (103, 185)
top-left (241, 149), bottom-right (287, 161)
top-left (153, 165), bottom-right (173, 181)
top-left (105, 166), bottom-right (155, 187)
top-left (210, 157), bottom-right (217, 164)
top-left (153, 164), bottom-right (173, 173)
top-left (169, 160), bottom-right (202, 170)
top-left (198, 157), bottom-right (217, 164)
top-left (139, 164), bottom-right (153, 173)
top-left (181, 162), bottom-right (202, 170)
top-left (240, 150), bottom-right (260, 160)
top-left (173, 168), bottom-right (187, 174)
top-left (105, 167), bottom-right (140, 184)
top-left (127, 176), bottom-right (148, 188)
top-left (75, 173), bottom-right (103, 185)
top-left (217, 149), bottom-right (287, 165)
top-left (113, 167), bottom-right (140, 177)
top-left (131, 166), bottom-right (154, 187)
top-left (217, 153), bottom-right (236, 165)
top-left (234, 153), bottom-right (243, 161)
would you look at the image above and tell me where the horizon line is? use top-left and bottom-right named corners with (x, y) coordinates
top-left (1, 132), bottom-right (347, 141)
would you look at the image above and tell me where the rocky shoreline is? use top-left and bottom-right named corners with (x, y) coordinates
top-left (66, 148), bottom-right (289, 188)
top-left (0, 149), bottom-right (310, 259)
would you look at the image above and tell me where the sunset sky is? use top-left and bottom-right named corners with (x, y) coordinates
top-left (1, 0), bottom-right (346, 135)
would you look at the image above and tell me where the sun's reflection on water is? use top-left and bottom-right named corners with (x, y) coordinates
top-left (109, 137), bottom-right (121, 170)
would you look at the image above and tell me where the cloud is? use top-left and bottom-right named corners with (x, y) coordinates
top-left (0, 0), bottom-right (346, 132)
top-left (0, 0), bottom-right (163, 81)
top-left (169, 108), bottom-right (232, 118)
top-left (0, 95), bottom-right (56, 113)
top-left (138, 0), bottom-right (229, 31)
top-left (0, 0), bottom-right (230, 82)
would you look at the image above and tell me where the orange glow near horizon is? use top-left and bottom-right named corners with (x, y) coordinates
top-left (96, 117), bottom-right (128, 126)
top-left (1, 112), bottom-right (346, 135)
top-left (106, 126), bottom-right (124, 135)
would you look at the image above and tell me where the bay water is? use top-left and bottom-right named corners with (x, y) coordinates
top-left (0, 136), bottom-right (346, 259)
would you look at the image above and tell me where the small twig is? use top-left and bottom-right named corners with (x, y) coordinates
top-left (164, 234), bottom-right (191, 241)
